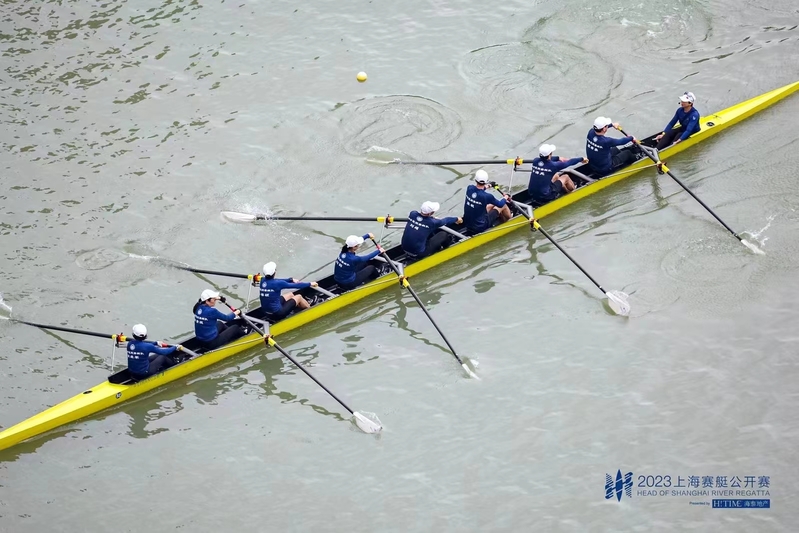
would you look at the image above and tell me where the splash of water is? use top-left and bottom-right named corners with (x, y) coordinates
top-left (739, 213), bottom-right (774, 255)
top-left (0, 292), bottom-right (12, 319)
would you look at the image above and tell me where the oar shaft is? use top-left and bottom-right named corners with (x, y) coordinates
top-left (619, 128), bottom-right (742, 241)
top-left (368, 238), bottom-right (465, 366)
top-left (225, 303), bottom-right (356, 416)
top-left (14, 320), bottom-right (119, 340)
top-left (266, 215), bottom-right (409, 223)
top-left (393, 158), bottom-right (532, 166)
top-left (533, 224), bottom-right (607, 293)
top-left (176, 266), bottom-right (251, 279)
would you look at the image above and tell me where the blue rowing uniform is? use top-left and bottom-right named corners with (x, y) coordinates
top-left (663, 106), bottom-right (701, 141)
top-left (194, 305), bottom-right (236, 342)
top-left (127, 340), bottom-right (177, 375)
top-left (401, 210), bottom-right (459, 256)
top-left (334, 233), bottom-right (380, 285)
top-left (463, 184), bottom-right (506, 232)
top-left (527, 156), bottom-right (584, 203)
top-left (259, 277), bottom-right (310, 313)
top-left (586, 130), bottom-right (634, 174)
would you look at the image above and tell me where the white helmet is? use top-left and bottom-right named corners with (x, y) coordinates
top-left (200, 289), bottom-right (220, 301)
top-left (345, 235), bottom-right (364, 248)
top-left (474, 169), bottom-right (489, 184)
top-left (539, 143), bottom-right (556, 157)
top-left (262, 262), bottom-right (277, 276)
top-left (132, 324), bottom-right (147, 339)
top-left (593, 116), bottom-right (612, 130)
top-left (420, 201), bottom-right (440, 215)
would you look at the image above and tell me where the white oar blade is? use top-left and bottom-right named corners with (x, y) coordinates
top-left (353, 411), bottom-right (383, 434)
top-left (461, 362), bottom-right (481, 380)
top-left (606, 290), bottom-right (631, 317)
top-left (0, 292), bottom-right (12, 319)
top-left (221, 211), bottom-right (260, 223)
top-left (740, 239), bottom-right (765, 255)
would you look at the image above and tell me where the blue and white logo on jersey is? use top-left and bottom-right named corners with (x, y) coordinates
top-left (416, 216), bottom-right (423, 222)
top-left (129, 343), bottom-right (135, 349)
top-left (471, 193), bottom-right (477, 198)
top-left (340, 253), bottom-right (346, 259)
top-left (197, 308), bottom-right (202, 315)
top-left (538, 161), bottom-right (544, 166)
top-left (593, 136), bottom-right (599, 142)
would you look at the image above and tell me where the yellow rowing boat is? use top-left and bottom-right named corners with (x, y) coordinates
top-left (1, 80), bottom-right (797, 453)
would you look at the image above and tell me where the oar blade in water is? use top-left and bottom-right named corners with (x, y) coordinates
top-left (0, 293), bottom-right (12, 319)
top-left (740, 239), bottom-right (765, 255)
top-left (353, 411), bottom-right (383, 434)
top-left (221, 211), bottom-right (261, 223)
top-left (461, 358), bottom-right (481, 380)
top-left (606, 290), bottom-right (631, 316)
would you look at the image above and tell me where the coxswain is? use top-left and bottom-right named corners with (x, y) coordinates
top-left (654, 91), bottom-right (700, 150)
top-left (193, 289), bottom-right (243, 350)
top-left (586, 117), bottom-right (637, 177)
top-left (527, 144), bottom-right (587, 204)
top-left (127, 323), bottom-right (179, 379)
top-left (463, 170), bottom-right (511, 234)
top-left (334, 233), bottom-right (383, 291)
top-left (401, 201), bottom-right (462, 260)
top-left (258, 261), bottom-right (317, 321)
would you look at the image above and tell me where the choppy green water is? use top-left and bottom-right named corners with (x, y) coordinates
top-left (1, 0), bottom-right (798, 530)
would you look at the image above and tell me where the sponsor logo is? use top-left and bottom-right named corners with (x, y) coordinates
top-left (606, 470), bottom-right (633, 502)
top-left (116, 392), bottom-right (122, 399)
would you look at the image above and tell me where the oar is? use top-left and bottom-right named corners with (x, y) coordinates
top-left (222, 302), bottom-right (382, 434)
top-left (368, 237), bottom-right (479, 379)
top-left (502, 200), bottom-right (631, 316)
top-left (2, 317), bottom-right (200, 357)
top-left (221, 211), bottom-right (408, 224)
top-left (617, 127), bottom-right (764, 254)
top-left (385, 158), bottom-right (533, 166)
top-left (170, 264), bottom-right (336, 299)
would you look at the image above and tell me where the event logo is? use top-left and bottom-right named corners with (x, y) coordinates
top-left (605, 469), bottom-right (633, 502)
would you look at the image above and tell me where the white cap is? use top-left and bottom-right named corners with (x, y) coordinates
top-left (132, 324), bottom-right (147, 338)
top-left (679, 91), bottom-right (695, 104)
top-left (420, 201), bottom-right (440, 215)
top-left (262, 262), bottom-right (276, 276)
top-left (539, 143), bottom-right (556, 157)
top-left (474, 169), bottom-right (489, 184)
top-left (593, 117), bottom-right (612, 130)
top-left (345, 235), bottom-right (364, 248)
top-left (200, 289), bottom-right (220, 301)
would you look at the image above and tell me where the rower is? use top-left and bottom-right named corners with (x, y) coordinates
top-left (654, 91), bottom-right (700, 150)
top-left (586, 117), bottom-right (637, 177)
top-left (334, 233), bottom-right (383, 291)
top-left (401, 201), bottom-right (462, 260)
top-left (193, 289), bottom-right (243, 350)
top-left (127, 324), bottom-right (179, 379)
top-left (258, 261), bottom-right (318, 321)
top-left (527, 144), bottom-right (587, 204)
top-left (463, 170), bottom-right (511, 234)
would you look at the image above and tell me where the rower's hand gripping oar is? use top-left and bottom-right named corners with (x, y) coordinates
top-left (616, 126), bottom-right (764, 255)
top-left (221, 302), bottom-right (382, 434)
top-left (221, 211), bottom-right (409, 225)
top-left (368, 238), bottom-right (480, 379)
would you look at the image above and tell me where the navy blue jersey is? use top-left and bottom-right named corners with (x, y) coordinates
top-left (334, 234), bottom-right (380, 285)
top-left (127, 340), bottom-right (176, 375)
top-left (528, 156), bottom-right (583, 202)
top-left (663, 106), bottom-right (701, 141)
top-left (463, 185), bottom-right (506, 232)
top-left (586, 130), bottom-right (634, 174)
top-left (401, 210), bottom-right (459, 256)
top-left (194, 305), bottom-right (236, 342)
top-left (259, 277), bottom-right (310, 313)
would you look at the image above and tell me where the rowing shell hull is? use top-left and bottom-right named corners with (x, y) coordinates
top-left (1, 80), bottom-right (797, 453)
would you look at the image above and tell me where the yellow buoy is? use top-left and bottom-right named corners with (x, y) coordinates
top-left (356, 71), bottom-right (368, 83)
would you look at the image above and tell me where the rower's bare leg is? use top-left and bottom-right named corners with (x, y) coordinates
top-left (557, 175), bottom-right (576, 193)
top-left (497, 204), bottom-right (512, 222)
top-left (293, 294), bottom-right (311, 309)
